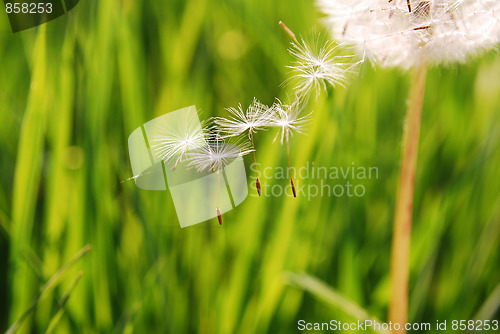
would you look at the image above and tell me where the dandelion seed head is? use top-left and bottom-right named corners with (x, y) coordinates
top-left (287, 38), bottom-right (354, 97)
top-left (150, 110), bottom-right (208, 166)
top-left (317, 0), bottom-right (500, 68)
top-left (186, 134), bottom-right (254, 172)
top-left (271, 99), bottom-right (311, 144)
top-left (215, 98), bottom-right (276, 138)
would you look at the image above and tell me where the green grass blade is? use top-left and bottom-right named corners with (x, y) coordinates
top-left (285, 272), bottom-right (390, 334)
top-left (6, 245), bottom-right (91, 334)
top-left (44, 271), bottom-right (84, 334)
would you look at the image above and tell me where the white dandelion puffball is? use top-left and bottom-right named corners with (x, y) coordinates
top-left (317, 0), bottom-right (500, 68)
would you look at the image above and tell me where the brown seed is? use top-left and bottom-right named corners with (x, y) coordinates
top-left (256, 178), bottom-right (261, 196)
top-left (413, 25), bottom-right (431, 31)
top-left (291, 178), bottom-right (297, 198)
top-left (217, 207), bottom-right (222, 225)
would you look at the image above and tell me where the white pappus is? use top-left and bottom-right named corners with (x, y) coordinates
top-left (317, 0), bottom-right (500, 68)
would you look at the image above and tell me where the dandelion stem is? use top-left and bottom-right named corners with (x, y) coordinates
top-left (250, 132), bottom-right (257, 166)
top-left (217, 170), bottom-right (222, 225)
top-left (250, 131), bottom-right (261, 196)
top-left (279, 21), bottom-right (300, 45)
top-left (388, 60), bottom-right (427, 333)
top-left (286, 138), bottom-right (291, 172)
top-left (286, 137), bottom-right (297, 198)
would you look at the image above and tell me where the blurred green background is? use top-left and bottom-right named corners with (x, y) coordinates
top-left (1, 0), bottom-right (500, 333)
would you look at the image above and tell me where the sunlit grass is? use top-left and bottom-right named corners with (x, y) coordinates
top-left (0, 1), bottom-right (499, 333)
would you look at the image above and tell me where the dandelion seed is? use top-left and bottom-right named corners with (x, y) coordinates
top-left (215, 99), bottom-right (275, 196)
top-left (290, 178), bottom-right (297, 198)
top-left (278, 22), bottom-right (356, 198)
top-left (271, 99), bottom-right (311, 198)
top-left (186, 134), bottom-right (253, 225)
top-left (317, 0), bottom-right (500, 68)
top-left (150, 110), bottom-right (208, 169)
top-left (217, 207), bottom-right (222, 225)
